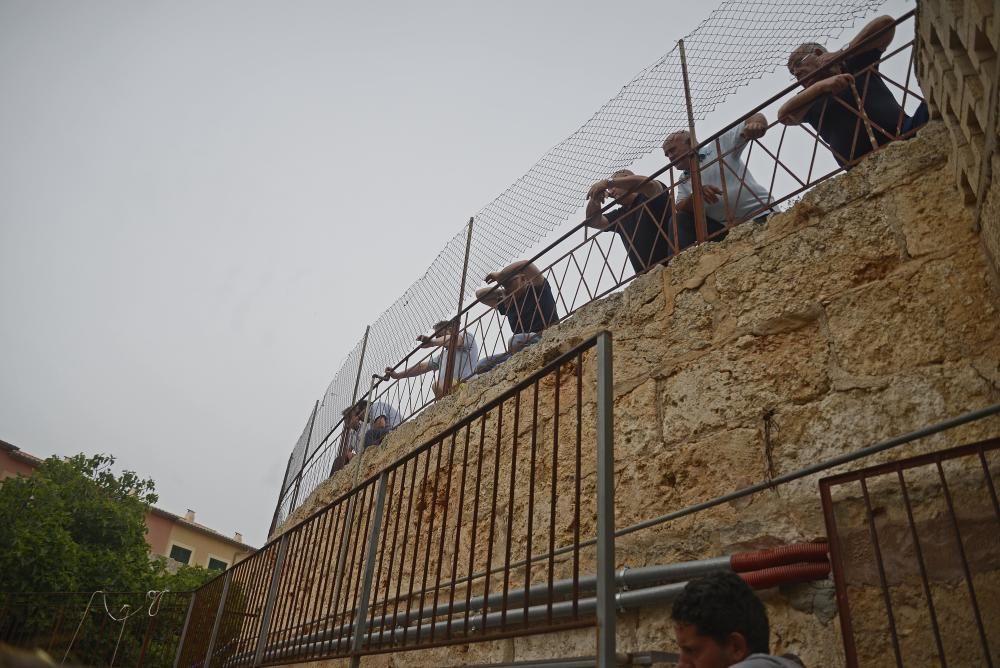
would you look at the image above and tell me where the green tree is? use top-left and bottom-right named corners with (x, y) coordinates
top-left (0, 453), bottom-right (214, 593)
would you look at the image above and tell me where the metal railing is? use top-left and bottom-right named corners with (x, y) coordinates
top-left (821, 438), bottom-right (1000, 667)
top-left (0, 591), bottom-right (192, 667)
top-left (183, 333), bottom-right (617, 667)
top-left (271, 11), bottom-right (927, 530)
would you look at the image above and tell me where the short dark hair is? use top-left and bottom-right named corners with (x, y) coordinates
top-left (432, 319), bottom-right (453, 332)
top-left (671, 572), bottom-right (770, 655)
top-left (341, 399), bottom-right (369, 418)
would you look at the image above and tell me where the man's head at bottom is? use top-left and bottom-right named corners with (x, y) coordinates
top-left (671, 572), bottom-right (770, 668)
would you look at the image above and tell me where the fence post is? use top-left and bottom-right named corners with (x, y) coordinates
top-left (251, 534), bottom-right (290, 666)
top-left (678, 39), bottom-right (708, 243)
top-left (171, 592), bottom-right (197, 668)
top-left (442, 217), bottom-right (475, 395)
top-left (595, 331), bottom-right (616, 668)
top-left (288, 400), bottom-right (319, 514)
top-left (334, 326), bottom-right (373, 470)
top-left (268, 452), bottom-right (295, 539)
top-left (349, 472), bottom-right (389, 668)
top-left (203, 570), bottom-right (233, 668)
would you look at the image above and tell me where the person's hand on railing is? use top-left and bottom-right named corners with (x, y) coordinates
top-left (585, 180), bottom-right (609, 202)
top-left (740, 113), bottom-right (769, 140)
top-left (384, 367), bottom-right (400, 380)
top-left (416, 334), bottom-right (437, 349)
top-left (824, 73), bottom-right (855, 94)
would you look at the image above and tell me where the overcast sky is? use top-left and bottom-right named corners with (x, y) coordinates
top-left (0, 0), bottom-right (911, 548)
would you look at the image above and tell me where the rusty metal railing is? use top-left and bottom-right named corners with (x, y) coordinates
top-left (821, 438), bottom-right (1000, 667)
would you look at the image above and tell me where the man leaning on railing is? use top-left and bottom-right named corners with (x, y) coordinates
top-left (585, 169), bottom-right (677, 274)
top-left (473, 259), bottom-right (559, 374)
top-left (662, 115), bottom-right (772, 232)
top-left (385, 320), bottom-right (479, 398)
top-left (779, 14), bottom-right (929, 168)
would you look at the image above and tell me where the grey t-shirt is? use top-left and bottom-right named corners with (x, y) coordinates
top-left (429, 334), bottom-right (479, 382)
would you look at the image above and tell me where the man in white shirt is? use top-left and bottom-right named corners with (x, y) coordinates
top-left (385, 319), bottom-right (479, 398)
top-left (663, 114), bottom-right (773, 229)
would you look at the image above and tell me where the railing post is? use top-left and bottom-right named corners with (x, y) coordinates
top-left (348, 325), bottom-right (373, 413)
top-left (171, 592), bottom-right (196, 668)
top-left (442, 217), bottom-right (474, 395)
top-left (268, 452), bottom-right (295, 539)
top-left (203, 570), bottom-right (233, 668)
top-left (251, 535), bottom-right (290, 667)
top-left (349, 472), bottom-right (389, 668)
top-left (678, 39), bottom-right (708, 243)
top-left (595, 331), bottom-right (616, 668)
top-left (289, 400), bottom-right (319, 514)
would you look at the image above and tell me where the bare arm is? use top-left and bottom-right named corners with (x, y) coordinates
top-left (385, 360), bottom-right (433, 379)
top-left (778, 74), bottom-right (853, 125)
top-left (847, 15), bottom-right (895, 54)
top-left (585, 195), bottom-right (611, 229)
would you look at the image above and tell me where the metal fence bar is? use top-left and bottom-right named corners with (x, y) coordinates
top-left (252, 534), bottom-right (290, 666)
top-left (203, 570), bottom-right (233, 668)
top-left (349, 472), bottom-right (389, 668)
top-left (172, 592), bottom-right (197, 668)
top-left (594, 331), bottom-right (616, 668)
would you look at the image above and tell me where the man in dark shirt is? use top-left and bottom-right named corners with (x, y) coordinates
top-left (585, 169), bottom-right (680, 274)
top-left (473, 260), bottom-right (558, 374)
top-left (778, 15), bottom-right (928, 168)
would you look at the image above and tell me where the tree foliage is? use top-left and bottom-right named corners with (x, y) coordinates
top-left (0, 453), bottom-right (214, 594)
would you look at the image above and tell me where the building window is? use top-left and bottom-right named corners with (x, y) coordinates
top-left (207, 557), bottom-right (228, 571)
top-left (169, 544), bottom-right (192, 565)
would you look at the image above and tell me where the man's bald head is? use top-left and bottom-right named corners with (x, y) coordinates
top-left (788, 42), bottom-right (830, 81)
top-left (663, 131), bottom-right (693, 164)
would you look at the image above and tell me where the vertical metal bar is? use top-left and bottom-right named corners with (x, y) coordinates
top-left (446, 423), bottom-right (472, 639)
top-left (678, 39), bottom-right (707, 243)
top-left (595, 331), bottom-right (616, 668)
top-left (203, 570), bottom-right (233, 668)
top-left (269, 453), bottom-right (295, 538)
top-left (443, 217), bottom-right (475, 395)
top-left (481, 402), bottom-right (504, 634)
top-left (547, 366), bottom-right (561, 624)
top-left (367, 467), bottom-right (398, 649)
top-left (349, 473), bottom-right (389, 668)
top-left (430, 432), bottom-right (458, 642)
top-left (349, 326), bottom-right (372, 415)
top-left (251, 535), bottom-right (290, 666)
top-left (859, 478), bottom-right (904, 667)
top-left (172, 592), bottom-right (196, 668)
top-left (328, 493), bottom-right (359, 651)
top-left (501, 392), bottom-right (521, 628)
top-left (416, 440), bottom-right (444, 642)
top-left (936, 458), bottom-right (992, 665)
top-left (524, 381), bottom-right (540, 622)
top-left (896, 468), bottom-right (947, 665)
top-left (573, 352), bottom-right (583, 618)
top-left (290, 400), bottom-right (320, 513)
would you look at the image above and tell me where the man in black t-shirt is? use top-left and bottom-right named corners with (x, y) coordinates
top-left (778, 15), bottom-right (928, 168)
top-left (473, 260), bottom-right (559, 374)
top-left (585, 169), bottom-right (685, 275)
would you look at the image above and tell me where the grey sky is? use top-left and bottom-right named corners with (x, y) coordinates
top-left (1, 0), bottom-right (910, 548)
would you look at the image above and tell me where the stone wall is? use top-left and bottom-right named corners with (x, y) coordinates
top-left (916, 0), bottom-right (1000, 273)
top-left (271, 121), bottom-right (1000, 667)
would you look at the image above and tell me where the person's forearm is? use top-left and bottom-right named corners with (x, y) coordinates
top-left (676, 195), bottom-right (693, 213)
top-left (396, 361), bottom-right (430, 378)
top-left (606, 174), bottom-right (648, 191)
top-left (494, 259), bottom-right (532, 283)
top-left (849, 15), bottom-right (895, 53)
top-left (585, 198), bottom-right (608, 228)
top-left (778, 80), bottom-right (832, 124)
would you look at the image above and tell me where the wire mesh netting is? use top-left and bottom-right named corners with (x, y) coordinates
top-left (275, 0), bottom-right (900, 526)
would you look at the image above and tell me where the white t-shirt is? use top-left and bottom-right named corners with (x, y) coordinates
top-left (677, 120), bottom-right (772, 223)
top-left (429, 334), bottom-right (479, 382)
